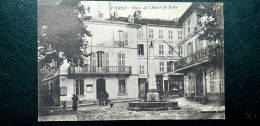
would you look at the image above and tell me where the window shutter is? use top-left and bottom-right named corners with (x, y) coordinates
top-left (125, 32), bottom-right (128, 46)
top-left (122, 53), bottom-right (125, 66)
top-left (137, 45), bottom-right (139, 54)
top-left (102, 53), bottom-right (105, 67)
top-left (105, 53), bottom-right (109, 66)
top-left (118, 79), bottom-right (120, 93)
top-left (125, 80), bottom-right (127, 94)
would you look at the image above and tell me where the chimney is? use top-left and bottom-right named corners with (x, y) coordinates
top-left (128, 15), bottom-right (134, 23)
top-left (133, 10), bottom-right (142, 20)
top-left (114, 11), bottom-right (118, 18)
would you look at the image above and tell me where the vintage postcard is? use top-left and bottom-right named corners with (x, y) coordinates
top-left (38, 0), bottom-right (224, 121)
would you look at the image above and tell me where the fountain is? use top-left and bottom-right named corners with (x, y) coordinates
top-left (128, 42), bottom-right (179, 111)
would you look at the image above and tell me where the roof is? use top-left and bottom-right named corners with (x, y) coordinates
top-left (178, 3), bottom-right (200, 24)
top-left (83, 18), bottom-right (141, 28)
top-left (111, 17), bottom-right (180, 27)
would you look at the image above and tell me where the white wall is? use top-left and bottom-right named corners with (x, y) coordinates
top-left (60, 75), bottom-right (139, 101)
top-left (183, 11), bottom-right (198, 39)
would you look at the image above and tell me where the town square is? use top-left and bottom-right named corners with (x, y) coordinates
top-left (38, 0), bottom-right (224, 121)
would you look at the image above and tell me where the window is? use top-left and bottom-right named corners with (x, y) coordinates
top-left (195, 38), bottom-right (204, 51)
top-left (148, 29), bottom-right (153, 39)
top-left (210, 71), bottom-right (215, 92)
top-left (118, 53), bottom-right (125, 66)
top-left (169, 45), bottom-right (174, 55)
top-left (119, 79), bottom-right (126, 94)
top-left (76, 79), bottom-right (84, 96)
top-left (114, 30), bottom-right (128, 47)
top-left (178, 45), bottom-right (183, 55)
top-left (168, 30), bottom-right (173, 39)
top-left (138, 44), bottom-right (144, 55)
top-left (97, 51), bottom-right (104, 67)
top-left (118, 31), bottom-right (124, 47)
top-left (188, 19), bottom-right (191, 33)
top-left (139, 65), bottom-right (144, 74)
top-left (159, 44), bottom-right (164, 55)
top-left (159, 62), bottom-right (164, 72)
top-left (124, 32), bottom-right (128, 46)
top-left (159, 30), bottom-right (163, 39)
top-left (118, 53), bottom-right (125, 72)
top-left (167, 61), bottom-right (173, 72)
top-left (178, 31), bottom-right (182, 39)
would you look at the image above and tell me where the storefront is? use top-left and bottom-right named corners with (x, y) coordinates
top-left (168, 75), bottom-right (184, 96)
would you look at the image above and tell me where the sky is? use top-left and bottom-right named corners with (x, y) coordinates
top-left (81, 1), bottom-right (192, 20)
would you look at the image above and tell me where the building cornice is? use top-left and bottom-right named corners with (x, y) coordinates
top-left (83, 19), bottom-right (141, 28)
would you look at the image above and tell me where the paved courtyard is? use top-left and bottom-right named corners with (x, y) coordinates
top-left (38, 97), bottom-right (225, 121)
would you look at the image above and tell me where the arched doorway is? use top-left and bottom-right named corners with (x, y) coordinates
top-left (96, 79), bottom-right (106, 99)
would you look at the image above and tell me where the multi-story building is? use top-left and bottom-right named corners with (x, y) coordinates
top-left (39, 17), bottom-right (141, 106)
top-left (173, 3), bottom-right (224, 104)
top-left (39, 2), bottom-right (224, 106)
top-left (133, 19), bottom-right (184, 99)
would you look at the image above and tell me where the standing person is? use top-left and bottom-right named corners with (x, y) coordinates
top-left (63, 101), bottom-right (66, 110)
top-left (72, 94), bottom-right (79, 111)
top-left (98, 92), bottom-right (104, 106)
top-left (104, 91), bottom-right (109, 106)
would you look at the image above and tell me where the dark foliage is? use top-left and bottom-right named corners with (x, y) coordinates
top-left (38, 1), bottom-right (91, 68)
top-left (196, 3), bottom-right (224, 42)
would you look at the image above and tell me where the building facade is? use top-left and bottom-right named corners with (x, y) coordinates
top-left (174, 3), bottom-right (224, 104)
top-left (135, 22), bottom-right (184, 99)
top-left (39, 19), bottom-right (141, 106)
top-left (39, 3), bottom-right (224, 106)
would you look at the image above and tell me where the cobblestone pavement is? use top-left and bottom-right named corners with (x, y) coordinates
top-left (38, 97), bottom-right (225, 121)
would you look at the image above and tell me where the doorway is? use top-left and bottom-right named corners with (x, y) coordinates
top-left (164, 80), bottom-right (168, 96)
top-left (96, 79), bottom-right (106, 99)
top-left (156, 75), bottom-right (163, 97)
top-left (195, 72), bottom-right (203, 100)
top-left (138, 78), bottom-right (148, 100)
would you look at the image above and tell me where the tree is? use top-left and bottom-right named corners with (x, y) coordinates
top-left (196, 3), bottom-right (224, 42)
top-left (38, 1), bottom-right (91, 68)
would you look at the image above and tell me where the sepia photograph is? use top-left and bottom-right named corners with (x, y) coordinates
top-left (38, 0), bottom-right (224, 121)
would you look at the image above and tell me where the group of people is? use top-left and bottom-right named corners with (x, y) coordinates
top-left (98, 91), bottom-right (109, 106)
top-left (69, 91), bottom-right (109, 111)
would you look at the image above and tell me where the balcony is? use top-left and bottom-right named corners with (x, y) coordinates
top-left (69, 66), bottom-right (132, 75)
top-left (114, 41), bottom-right (125, 47)
top-left (39, 67), bottom-right (59, 80)
top-left (174, 43), bottom-right (224, 72)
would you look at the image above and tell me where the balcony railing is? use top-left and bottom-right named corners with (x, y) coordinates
top-left (69, 66), bottom-right (132, 75)
top-left (39, 67), bottom-right (58, 79)
top-left (114, 41), bottom-right (125, 47)
top-left (174, 43), bottom-right (223, 71)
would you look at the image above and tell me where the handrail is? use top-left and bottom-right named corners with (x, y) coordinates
top-left (69, 66), bottom-right (132, 74)
top-left (174, 43), bottom-right (223, 71)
